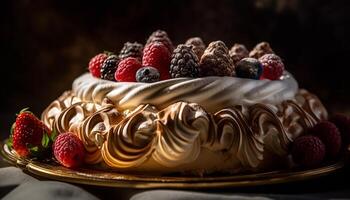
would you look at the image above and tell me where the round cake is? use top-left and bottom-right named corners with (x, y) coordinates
top-left (40, 30), bottom-right (330, 175)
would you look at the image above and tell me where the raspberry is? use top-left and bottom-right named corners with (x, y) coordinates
top-left (100, 55), bottom-right (119, 81)
top-left (258, 54), bottom-right (284, 80)
top-left (88, 53), bottom-right (108, 78)
top-left (199, 41), bottom-right (234, 77)
top-left (118, 42), bottom-right (143, 61)
top-left (292, 135), bottom-right (325, 167)
top-left (229, 43), bottom-right (249, 65)
top-left (185, 37), bottom-right (206, 60)
top-left (115, 57), bottom-right (143, 82)
top-left (146, 30), bottom-right (174, 52)
top-left (136, 66), bottom-right (160, 83)
top-left (142, 42), bottom-right (171, 80)
top-left (329, 113), bottom-right (350, 145)
top-left (249, 41), bottom-right (274, 59)
top-left (235, 58), bottom-right (263, 80)
top-left (170, 44), bottom-right (199, 78)
top-left (53, 132), bottom-right (85, 168)
top-left (309, 121), bottom-right (342, 159)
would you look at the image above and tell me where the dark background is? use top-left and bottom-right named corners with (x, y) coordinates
top-left (1, 0), bottom-right (350, 140)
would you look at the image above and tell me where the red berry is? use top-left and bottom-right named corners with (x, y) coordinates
top-left (115, 57), bottom-right (142, 82)
top-left (88, 53), bottom-right (108, 78)
top-left (142, 42), bottom-right (171, 80)
top-left (292, 135), bottom-right (325, 167)
top-left (309, 121), bottom-right (342, 159)
top-left (329, 113), bottom-right (350, 145)
top-left (258, 54), bottom-right (284, 80)
top-left (53, 132), bottom-right (85, 168)
top-left (12, 110), bottom-right (51, 157)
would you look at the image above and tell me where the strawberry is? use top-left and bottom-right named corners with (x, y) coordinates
top-left (53, 132), bottom-right (85, 168)
top-left (88, 53), bottom-right (108, 78)
top-left (11, 109), bottom-right (53, 158)
top-left (142, 42), bottom-right (171, 80)
top-left (115, 57), bottom-right (143, 82)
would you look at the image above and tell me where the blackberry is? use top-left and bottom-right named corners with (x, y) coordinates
top-left (185, 37), bottom-right (206, 60)
top-left (118, 42), bottom-right (143, 61)
top-left (229, 43), bottom-right (249, 65)
top-left (100, 55), bottom-right (119, 81)
top-left (136, 66), bottom-right (160, 83)
top-left (249, 42), bottom-right (274, 59)
top-left (170, 44), bottom-right (199, 78)
top-left (146, 30), bottom-right (174, 52)
top-left (235, 58), bottom-right (262, 80)
top-left (199, 41), bottom-right (234, 77)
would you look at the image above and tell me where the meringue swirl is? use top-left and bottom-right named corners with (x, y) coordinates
top-left (72, 72), bottom-right (298, 113)
top-left (41, 74), bottom-right (328, 175)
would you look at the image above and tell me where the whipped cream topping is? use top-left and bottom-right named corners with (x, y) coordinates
top-left (72, 72), bottom-right (298, 112)
top-left (42, 88), bottom-right (327, 174)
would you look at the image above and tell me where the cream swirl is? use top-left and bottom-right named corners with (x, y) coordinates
top-left (72, 72), bottom-right (298, 112)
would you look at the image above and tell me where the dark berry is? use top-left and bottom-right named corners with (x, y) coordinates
top-left (101, 55), bottom-right (119, 81)
top-left (235, 58), bottom-right (263, 80)
top-left (136, 66), bottom-right (160, 83)
top-left (118, 42), bottom-right (143, 61)
top-left (259, 54), bottom-right (284, 80)
top-left (249, 42), bottom-right (274, 59)
top-left (185, 37), bottom-right (206, 60)
top-left (199, 41), bottom-right (234, 77)
top-left (309, 121), bottom-right (342, 159)
top-left (329, 113), bottom-right (350, 145)
top-left (292, 135), bottom-right (326, 167)
top-left (146, 30), bottom-right (173, 52)
top-left (170, 44), bottom-right (199, 78)
top-left (229, 43), bottom-right (249, 65)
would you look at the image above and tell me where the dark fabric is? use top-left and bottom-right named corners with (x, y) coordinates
top-left (1, 166), bottom-right (350, 200)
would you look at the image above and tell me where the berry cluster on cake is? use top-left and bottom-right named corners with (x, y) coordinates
top-left (7, 30), bottom-right (350, 176)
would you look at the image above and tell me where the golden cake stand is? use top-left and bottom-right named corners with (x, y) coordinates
top-left (0, 142), bottom-right (345, 189)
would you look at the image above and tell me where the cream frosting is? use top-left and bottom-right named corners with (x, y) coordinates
top-left (42, 87), bottom-right (327, 174)
top-left (72, 72), bottom-right (298, 113)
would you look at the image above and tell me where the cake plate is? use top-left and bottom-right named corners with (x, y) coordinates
top-left (1, 141), bottom-right (344, 189)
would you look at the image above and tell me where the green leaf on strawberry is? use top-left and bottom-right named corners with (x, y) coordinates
top-left (41, 133), bottom-right (50, 148)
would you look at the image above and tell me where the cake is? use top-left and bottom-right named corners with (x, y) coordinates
top-left (10, 30), bottom-right (347, 176)
top-left (39, 30), bottom-right (330, 175)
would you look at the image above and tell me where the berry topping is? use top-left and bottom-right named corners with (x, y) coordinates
top-left (235, 58), bottom-right (263, 80)
top-left (136, 66), bottom-right (160, 83)
top-left (292, 135), bottom-right (326, 167)
top-left (12, 109), bottom-right (52, 157)
top-left (258, 54), bottom-right (284, 80)
top-left (88, 53), bottom-right (108, 78)
top-left (329, 113), bottom-right (350, 146)
top-left (142, 42), bottom-right (171, 80)
top-left (118, 42), bottom-right (144, 61)
top-left (249, 41), bottom-right (274, 59)
top-left (309, 121), bottom-right (342, 159)
top-left (146, 30), bottom-right (174, 52)
top-left (229, 43), bottom-right (249, 65)
top-left (100, 55), bottom-right (119, 81)
top-left (115, 57), bottom-right (143, 82)
top-left (53, 132), bottom-right (85, 168)
top-left (170, 44), bottom-right (200, 78)
top-left (185, 37), bottom-right (206, 60)
top-left (199, 41), bottom-right (234, 77)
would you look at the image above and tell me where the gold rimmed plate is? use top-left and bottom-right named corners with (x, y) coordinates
top-left (0, 142), bottom-right (345, 189)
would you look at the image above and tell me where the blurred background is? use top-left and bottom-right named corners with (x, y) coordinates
top-left (1, 0), bottom-right (350, 140)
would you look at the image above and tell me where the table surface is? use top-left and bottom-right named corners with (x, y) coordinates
top-left (1, 157), bottom-right (350, 200)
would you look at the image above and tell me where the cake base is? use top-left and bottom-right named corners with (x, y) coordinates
top-left (41, 89), bottom-right (327, 175)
